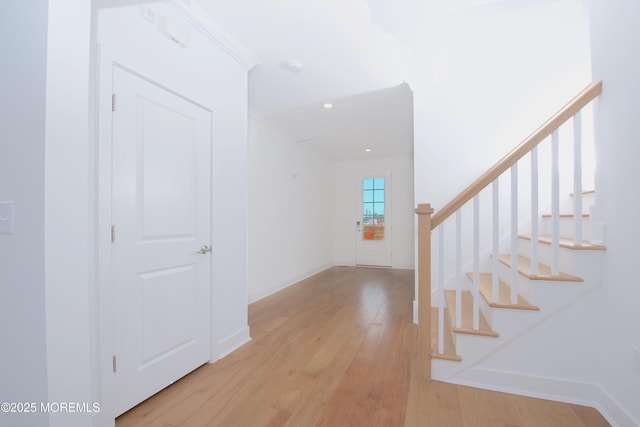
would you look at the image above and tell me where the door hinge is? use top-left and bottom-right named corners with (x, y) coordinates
top-left (111, 225), bottom-right (115, 243)
top-left (112, 93), bottom-right (116, 112)
top-left (112, 355), bottom-right (117, 373)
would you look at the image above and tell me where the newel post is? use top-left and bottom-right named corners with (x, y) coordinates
top-left (415, 203), bottom-right (434, 381)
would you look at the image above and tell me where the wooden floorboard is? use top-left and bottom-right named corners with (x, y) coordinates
top-left (116, 266), bottom-right (609, 427)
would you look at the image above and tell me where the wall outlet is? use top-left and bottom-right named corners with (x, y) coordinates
top-left (0, 201), bottom-right (14, 234)
top-left (633, 347), bottom-right (640, 375)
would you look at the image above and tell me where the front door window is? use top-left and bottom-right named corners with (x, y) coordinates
top-left (362, 177), bottom-right (385, 241)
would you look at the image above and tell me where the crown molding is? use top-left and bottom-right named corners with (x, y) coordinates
top-left (166, 0), bottom-right (260, 71)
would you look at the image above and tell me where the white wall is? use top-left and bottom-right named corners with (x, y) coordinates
top-left (44, 2), bottom-right (94, 426)
top-left (247, 114), bottom-right (334, 302)
top-left (334, 156), bottom-right (415, 269)
top-left (587, 0), bottom-right (640, 422)
top-left (0, 3), bottom-right (50, 426)
top-left (96, 2), bottom-right (253, 411)
top-left (413, 0), bottom-right (592, 210)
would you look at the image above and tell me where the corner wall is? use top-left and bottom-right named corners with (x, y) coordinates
top-left (247, 114), bottom-right (334, 303)
top-left (587, 0), bottom-right (640, 423)
top-left (0, 3), bottom-right (50, 426)
top-left (44, 1), bottom-right (94, 426)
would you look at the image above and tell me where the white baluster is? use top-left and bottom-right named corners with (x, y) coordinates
top-left (473, 195), bottom-right (480, 330)
top-left (573, 111), bottom-right (583, 246)
top-left (492, 179), bottom-right (499, 302)
top-left (438, 225), bottom-right (444, 354)
top-left (551, 129), bottom-right (560, 276)
top-left (510, 163), bottom-right (518, 305)
top-left (531, 146), bottom-right (539, 276)
top-left (456, 210), bottom-right (462, 329)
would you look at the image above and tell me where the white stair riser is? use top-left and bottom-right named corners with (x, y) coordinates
top-left (560, 192), bottom-right (595, 215)
top-left (487, 278), bottom-right (597, 331)
top-left (495, 261), bottom-right (535, 302)
top-left (539, 216), bottom-right (592, 241)
top-left (516, 239), bottom-right (604, 279)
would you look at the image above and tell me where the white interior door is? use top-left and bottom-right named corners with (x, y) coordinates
top-left (111, 67), bottom-right (212, 416)
top-left (356, 170), bottom-right (392, 267)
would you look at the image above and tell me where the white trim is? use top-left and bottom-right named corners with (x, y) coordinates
top-left (248, 264), bottom-right (333, 304)
top-left (392, 263), bottom-right (415, 270)
top-left (217, 327), bottom-right (252, 359)
top-left (448, 367), bottom-right (637, 427)
top-left (166, 0), bottom-right (260, 71)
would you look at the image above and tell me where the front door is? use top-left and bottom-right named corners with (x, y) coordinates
top-left (356, 171), bottom-right (392, 267)
top-left (111, 66), bottom-right (212, 416)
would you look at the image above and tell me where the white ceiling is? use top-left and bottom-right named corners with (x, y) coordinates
top-left (195, 0), bottom-right (415, 161)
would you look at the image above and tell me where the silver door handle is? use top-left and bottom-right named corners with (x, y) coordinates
top-left (197, 245), bottom-right (212, 254)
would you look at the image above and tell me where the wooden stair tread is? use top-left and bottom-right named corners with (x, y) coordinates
top-left (467, 272), bottom-right (539, 311)
top-left (430, 307), bottom-right (462, 361)
top-left (444, 290), bottom-right (499, 337)
top-left (541, 213), bottom-right (589, 218)
top-left (498, 255), bottom-right (583, 282)
top-left (520, 234), bottom-right (606, 251)
top-left (570, 189), bottom-right (595, 196)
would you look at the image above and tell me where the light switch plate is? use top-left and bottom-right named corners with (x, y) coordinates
top-left (0, 201), bottom-right (14, 234)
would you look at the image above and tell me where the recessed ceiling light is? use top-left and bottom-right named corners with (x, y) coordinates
top-left (323, 103), bottom-right (333, 109)
top-left (279, 60), bottom-right (302, 73)
top-left (364, 148), bottom-right (372, 152)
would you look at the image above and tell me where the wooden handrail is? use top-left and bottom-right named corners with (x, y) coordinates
top-left (431, 81), bottom-right (603, 230)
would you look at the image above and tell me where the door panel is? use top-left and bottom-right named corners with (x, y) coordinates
top-left (111, 67), bottom-right (212, 416)
top-left (356, 171), bottom-right (392, 267)
top-left (139, 99), bottom-right (197, 239)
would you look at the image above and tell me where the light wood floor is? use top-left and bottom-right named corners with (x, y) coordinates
top-left (116, 266), bottom-right (610, 427)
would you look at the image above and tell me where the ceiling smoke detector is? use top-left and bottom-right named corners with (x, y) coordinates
top-left (279, 60), bottom-right (302, 73)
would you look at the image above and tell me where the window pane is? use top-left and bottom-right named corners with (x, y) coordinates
top-left (362, 177), bottom-right (385, 241)
top-left (363, 203), bottom-right (374, 224)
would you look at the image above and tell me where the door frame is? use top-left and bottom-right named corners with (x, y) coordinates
top-left (96, 47), bottom-right (215, 422)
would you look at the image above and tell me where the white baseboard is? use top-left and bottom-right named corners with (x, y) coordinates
top-left (248, 263), bottom-right (333, 304)
top-left (392, 263), bottom-right (415, 270)
top-left (447, 367), bottom-right (638, 427)
top-left (216, 326), bottom-right (251, 359)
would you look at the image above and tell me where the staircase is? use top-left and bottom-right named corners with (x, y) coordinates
top-left (414, 81), bottom-right (604, 383)
top-left (430, 190), bottom-right (605, 380)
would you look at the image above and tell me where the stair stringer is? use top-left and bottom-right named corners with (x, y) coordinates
top-left (436, 281), bottom-right (638, 427)
top-left (431, 278), bottom-right (599, 382)
top-left (431, 252), bottom-right (603, 382)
